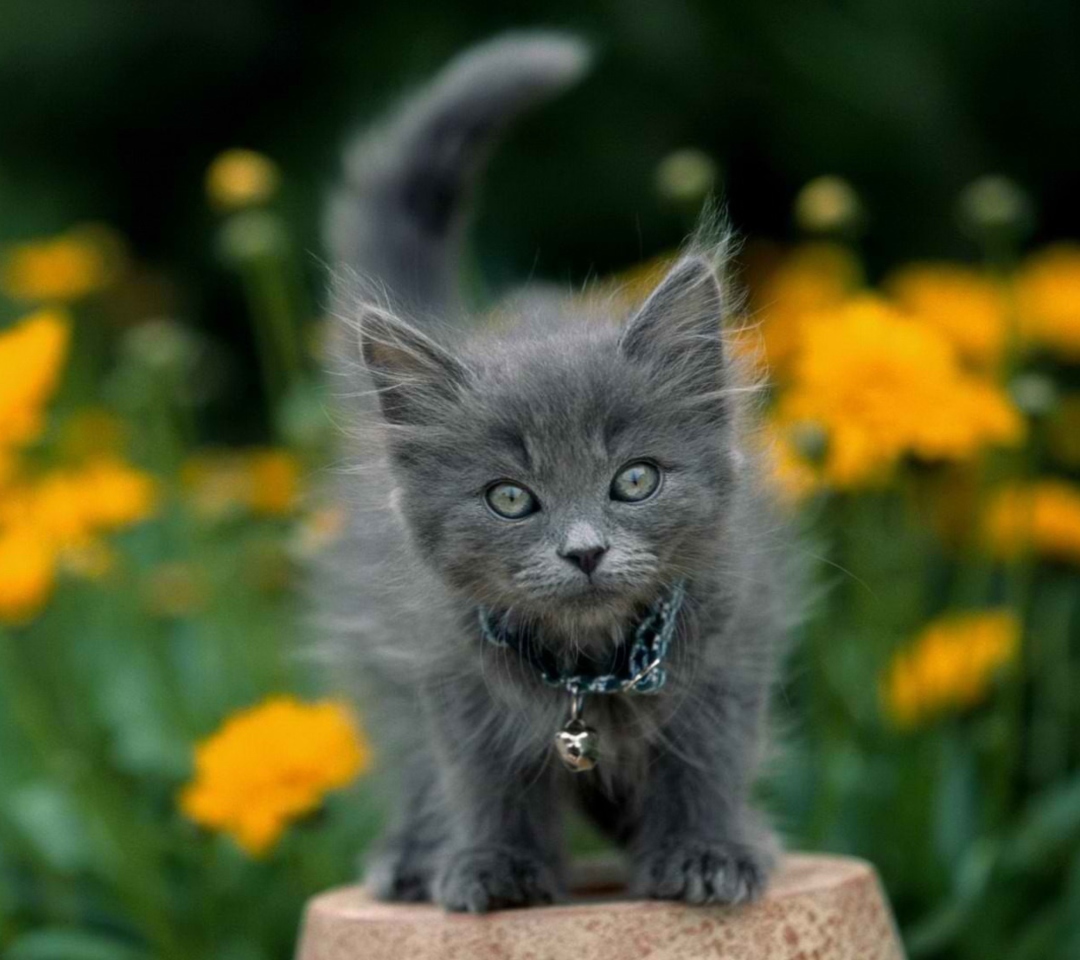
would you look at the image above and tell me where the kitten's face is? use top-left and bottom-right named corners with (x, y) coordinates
top-left (362, 257), bottom-right (735, 635)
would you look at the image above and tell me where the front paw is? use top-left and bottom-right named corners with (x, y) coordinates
top-left (366, 844), bottom-right (435, 902)
top-left (434, 847), bottom-right (561, 913)
top-left (632, 836), bottom-right (775, 905)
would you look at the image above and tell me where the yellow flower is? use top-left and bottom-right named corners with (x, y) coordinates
top-left (760, 421), bottom-right (823, 503)
top-left (179, 696), bottom-right (370, 856)
top-left (74, 458), bottom-right (159, 530)
top-left (206, 149), bottom-right (281, 211)
top-left (749, 243), bottom-right (860, 376)
top-left (983, 481), bottom-right (1080, 564)
top-left (182, 448), bottom-right (301, 519)
top-left (10, 473), bottom-right (91, 545)
top-left (0, 524), bottom-right (58, 625)
top-left (0, 310), bottom-right (70, 449)
top-left (776, 296), bottom-right (1024, 487)
top-left (1016, 244), bottom-right (1080, 359)
top-left (0, 309), bottom-right (150, 624)
top-left (0, 451), bottom-right (14, 492)
top-left (248, 450), bottom-right (301, 515)
top-left (883, 611), bottom-right (1019, 728)
top-left (0, 458), bottom-right (157, 623)
top-left (887, 263), bottom-right (1009, 370)
top-left (2, 227), bottom-right (120, 303)
top-left (3, 459), bottom-right (158, 547)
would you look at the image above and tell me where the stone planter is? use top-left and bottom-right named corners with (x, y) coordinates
top-left (296, 854), bottom-right (906, 959)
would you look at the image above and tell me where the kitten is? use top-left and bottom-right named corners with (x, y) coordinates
top-left (319, 32), bottom-right (794, 913)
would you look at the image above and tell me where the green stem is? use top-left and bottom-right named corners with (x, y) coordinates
top-left (240, 254), bottom-right (305, 406)
top-left (0, 628), bottom-right (186, 960)
top-left (1026, 578), bottom-right (1076, 787)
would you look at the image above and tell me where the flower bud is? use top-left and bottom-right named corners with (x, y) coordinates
top-left (794, 176), bottom-right (865, 237)
top-left (656, 149), bottom-right (718, 207)
top-left (206, 149), bottom-right (280, 211)
top-left (956, 175), bottom-right (1034, 246)
top-left (1009, 372), bottom-right (1058, 417)
top-left (122, 318), bottom-right (199, 375)
top-left (216, 210), bottom-right (290, 264)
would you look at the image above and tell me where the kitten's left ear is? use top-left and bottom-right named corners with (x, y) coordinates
top-left (619, 256), bottom-right (725, 390)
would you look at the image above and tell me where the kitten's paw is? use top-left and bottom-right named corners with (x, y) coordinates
top-left (632, 836), bottom-right (775, 905)
top-left (434, 847), bottom-right (560, 913)
top-left (366, 847), bottom-right (435, 902)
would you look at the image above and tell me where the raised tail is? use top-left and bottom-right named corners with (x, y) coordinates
top-left (325, 32), bottom-right (590, 319)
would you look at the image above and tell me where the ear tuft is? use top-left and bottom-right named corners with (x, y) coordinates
top-left (619, 256), bottom-right (726, 391)
top-left (359, 307), bottom-right (466, 424)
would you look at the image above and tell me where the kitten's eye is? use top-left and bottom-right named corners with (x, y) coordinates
top-left (611, 461), bottom-right (662, 503)
top-left (485, 482), bottom-right (539, 519)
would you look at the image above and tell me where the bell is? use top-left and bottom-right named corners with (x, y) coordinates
top-left (555, 718), bottom-right (600, 772)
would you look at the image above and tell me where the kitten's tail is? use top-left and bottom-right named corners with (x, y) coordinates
top-left (325, 32), bottom-right (591, 318)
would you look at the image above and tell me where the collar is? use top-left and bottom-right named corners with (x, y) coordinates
top-left (478, 580), bottom-right (687, 696)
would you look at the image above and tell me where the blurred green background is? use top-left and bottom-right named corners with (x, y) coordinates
top-left (4, 0), bottom-right (1080, 315)
top-left (3, 2), bottom-right (1080, 959)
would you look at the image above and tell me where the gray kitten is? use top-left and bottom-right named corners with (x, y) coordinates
top-left (319, 33), bottom-right (794, 913)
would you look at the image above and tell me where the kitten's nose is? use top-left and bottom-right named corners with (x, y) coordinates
top-left (561, 545), bottom-right (607, 576)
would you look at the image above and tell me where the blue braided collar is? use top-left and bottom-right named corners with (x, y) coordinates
top-left (478, 580), bottom-right (687, 696)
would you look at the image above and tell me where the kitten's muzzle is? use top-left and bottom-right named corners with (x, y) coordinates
top-left (560, 545), bottom-right (608, 577)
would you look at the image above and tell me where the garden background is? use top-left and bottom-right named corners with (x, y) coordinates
top-left (3, 2), bottom-right (1080, 958)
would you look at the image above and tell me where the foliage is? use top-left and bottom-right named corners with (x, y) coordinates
top-left (758, 184), bottom-right (1080, 959)
top-left (0, 168), bottom-right (379, 960)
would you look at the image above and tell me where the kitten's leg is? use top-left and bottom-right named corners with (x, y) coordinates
top-left (627, 685), bottom-right (778, 905)
top-left (364, 751), bottom-right (446, 902)
top-left (429, 687), bottom-right (565, 913)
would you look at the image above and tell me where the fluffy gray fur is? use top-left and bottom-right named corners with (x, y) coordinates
top-left (318, 32), bottom-right (794, 914)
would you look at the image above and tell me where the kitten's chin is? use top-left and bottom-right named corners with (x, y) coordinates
top-left (528, 581), bottom-right (647, 633)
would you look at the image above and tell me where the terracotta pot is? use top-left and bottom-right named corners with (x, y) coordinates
top-left (296, 854), bottom-right (906, 960)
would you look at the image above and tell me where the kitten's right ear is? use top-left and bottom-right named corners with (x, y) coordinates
top-left (359, 307), bottom-right (467, 424)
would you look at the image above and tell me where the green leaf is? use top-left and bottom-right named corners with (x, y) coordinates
top-left (5, 929), bottom-right (147, 960)
top-left (1006, 774), bottom-right (1080, 871)
top-left (1002, 904), bottom-right (1068, 960)
top-left (934, 731), bottom-right (979, 869)
top-left (3, 783), bottom-right (93, 873)
top-left (905, 838), bottom-right (999, 957)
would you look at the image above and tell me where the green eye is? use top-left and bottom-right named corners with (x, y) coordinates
top-left (611, 461), bottom-right (662, 503)
top-left (485, 482), bottom-right (539, 519)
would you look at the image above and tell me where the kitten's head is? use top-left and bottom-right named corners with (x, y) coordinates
top-left (358, 257), bottom-right (743, 639)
